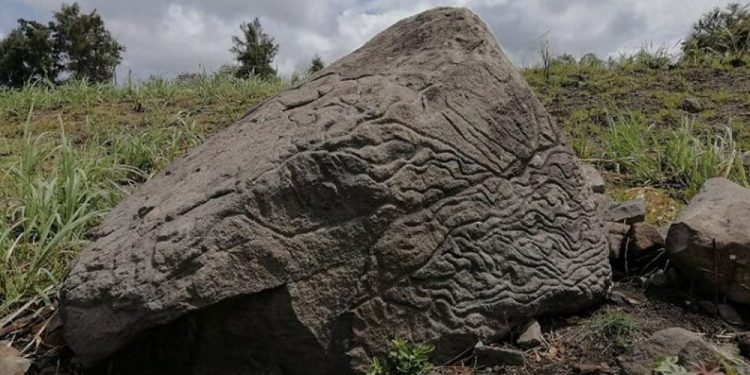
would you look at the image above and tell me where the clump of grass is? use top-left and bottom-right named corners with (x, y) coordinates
top-left (661, 118), bottom-right (748, 197)
top-left (367, 337), bottom-right (434, 375)
top-left (599, 111), bottom-right (749, 200)
top-left (602, 112), bottom-right (659, 182)
top-left (581, 308), bottom-right (638, 350)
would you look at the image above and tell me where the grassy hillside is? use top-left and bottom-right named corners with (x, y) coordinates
top-left (0, 76), bottom-right (283, 317)
top-left (0, 61), bottom-right (748, 332)
top-left (523, 62), bottom-right (750, 223)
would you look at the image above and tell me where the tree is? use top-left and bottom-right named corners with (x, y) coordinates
top-left (309, 55), bottom-right (324, 74)
top-left (0, 19), bottom-right (59, 87)
top-left (682, 3), bottom-right (750, 63)
top-left (51, 3), bottom-right (124, 82)
top-left (231, 18), bottom-right (279, 78)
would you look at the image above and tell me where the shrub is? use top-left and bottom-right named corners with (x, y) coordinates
top-left (682, 3), bottom-right (750, 65)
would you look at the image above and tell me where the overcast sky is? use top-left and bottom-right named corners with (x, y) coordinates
top-left (0, 0), bottom-right (737, 79)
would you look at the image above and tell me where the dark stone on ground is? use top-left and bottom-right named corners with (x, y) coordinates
top-left (473, 343), bottom-right (524, 367)
top-left (667, 178), bottom-right (750, 304)
top-left (718, 304), bottom-right (744, 325)
top-left (605, 198), bottom-right (645, 224)
top-left (627, 223), bottom-right (664, 253)
top-left (574, 362), bottom-right (612, 374)
top-left (681, 97), bottom-right (703, 113)
top-left (618, 327), bottom-right (735, 375)
top-left (516, 320), bottom-right (543, 348)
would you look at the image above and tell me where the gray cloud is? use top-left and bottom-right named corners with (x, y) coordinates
top-left (1, 0), bottom-right (735, 79)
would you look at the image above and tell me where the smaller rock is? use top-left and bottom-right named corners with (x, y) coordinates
top-left (581, 163), bottom-right (605, 193)
top-left (607, 233), bottom-right (625, 260)
top-left (718, 304), bottom-right (744, 325)
top-left (645, 270), bottom-right (668, 287)
top-left (627, 223), bottom-right (664, 253)
top-left (681, 97), bottom-right (703, 113)
top-left (607, 290), bottom-right (641, 305)
top-left (618, 327), bottom-right (741, 375)
top-left (594, 193), bottom-right (614, 217)
top-left (697, 300), bottom-right (718, 315)
top-left (605, 198), bottom-right (646, 224)
top-left (0, 342), bottom-right (31, 375)
top-left (474, 342), bottom-right (524, 367)
top-left (606, 222), bottom-right (630, 236)
top-left (574, 362), bottom-right (612, 374)
top-left (516, 320), bottom-right (543, 348)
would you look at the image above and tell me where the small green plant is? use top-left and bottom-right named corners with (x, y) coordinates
top-left (366, 337), bottom-right (435, 375)
top-left (603, 112), bottom-right (659, 181)
top-left (581, 308), bottom-right (638, 349)
top-left (654, 356), bottom-right (691, 375)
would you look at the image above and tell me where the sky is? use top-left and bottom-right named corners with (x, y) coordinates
top-left (0, 0), bottom-right (737, 80)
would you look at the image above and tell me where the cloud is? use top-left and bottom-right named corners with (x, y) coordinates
top-left (1, 0), bottom-right (736, 78)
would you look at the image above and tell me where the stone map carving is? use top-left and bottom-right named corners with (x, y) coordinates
top-left (61, 7), bottom-right (611, 374)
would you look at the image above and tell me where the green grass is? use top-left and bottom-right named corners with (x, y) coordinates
top-left (523, 55), bottom-right (750, 202)
top-left (0, 74), bottom-right (284, 318)
top-left (581, 308), bottom-right (638, 350)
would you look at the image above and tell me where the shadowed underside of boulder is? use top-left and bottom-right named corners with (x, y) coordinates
top-left (61, 6), bottom-right (611, 374)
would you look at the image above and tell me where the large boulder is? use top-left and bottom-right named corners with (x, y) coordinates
top-left (60, 7), bottom-right (611, 374)
top-left (667, 178), bottom-right (750, 304)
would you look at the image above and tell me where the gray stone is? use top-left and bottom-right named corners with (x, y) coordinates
top-left (607, 233), bottom-right (625, 260)
top-left (580, 163), bottom-right (605, 193)
top-left (605, 198), bottom-right (645, 224)
top-left (627, 222), bottom-right (664, 253)
top-left (697, 300), bottom-right (718, 315)
top-left (516, 320), bottom-right (543, 348)
top-left (681, 97), bottom-right (703, 113)
top-left (606, 222), bottom-right (630, 236)
top-left (593, 193), bottom-right (614, 218)
top-left (474, 342), bottom-right (524, 367)
top-left (60, 7), bottom-right (611, 374)
top-left (574, 362), bottom-right (612, 374)
top-left (0, 342), bottom-right (31, 375)
top-left (667, 178), bottom-right (750, 304)
top-left (645, 270), bottom-right (668, 287)
top-left (618, 327), bottom-right (736, 375)
top-left (718, 304), bottom-right (744, 325)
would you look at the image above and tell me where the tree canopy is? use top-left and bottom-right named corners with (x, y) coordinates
top-left (0, 20), bottom-right (59, 87)
top-left (309, 55), bottom-right (325, 74)
top-left (0, 2), bottom-right (124, 88)
top-left (682, 3), bottom-right (750, 62)
top-left (230, 18), bottom-right (279, 78)
top-left (51, 3), bottom-right (125, 82)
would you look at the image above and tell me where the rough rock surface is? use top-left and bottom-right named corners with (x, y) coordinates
top-left (667, 178), bottom-right (750, 304)
top-left (580, 163), bottom-right (605, 193)
top-left (60, 7), bottom-right (610, 374)
top-left (627, 222), bottom-right (664, 253)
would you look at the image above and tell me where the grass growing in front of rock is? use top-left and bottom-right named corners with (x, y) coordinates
top-left (0, 74), bottom-right (284, 318)
top-left (580, 308), bottom-right (639, 351)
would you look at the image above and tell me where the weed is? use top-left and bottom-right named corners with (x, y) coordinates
top-left (581, 308), bottom-right (638, 350)
top-left (367, 337), bottom-right (435, 375)
top-left (602, 112), bottom-right (659, 182)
